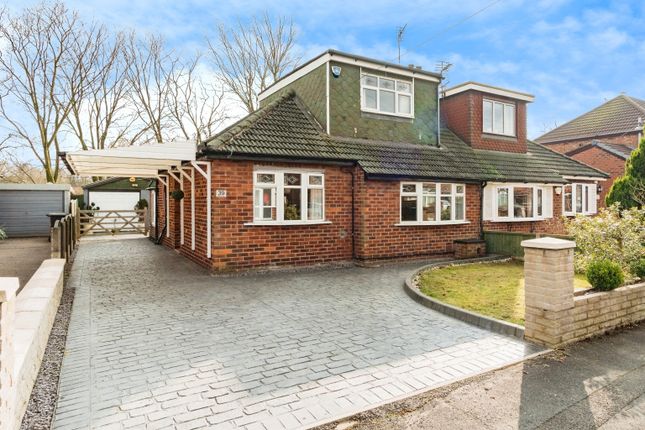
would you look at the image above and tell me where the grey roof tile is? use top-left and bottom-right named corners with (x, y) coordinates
top-left (535, 94), bottom-right (645, 144)
top-left (203, 91), bottom-right (607, 182)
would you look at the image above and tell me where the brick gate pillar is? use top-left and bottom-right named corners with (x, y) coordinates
top-left (521, 237), bottom-right (576, 348)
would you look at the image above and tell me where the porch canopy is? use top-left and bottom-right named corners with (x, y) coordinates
top-left (62, 141), bottom-right (197, 178)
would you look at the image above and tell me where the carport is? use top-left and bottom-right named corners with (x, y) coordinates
top-left (61, 142), bottom-right (212, 256)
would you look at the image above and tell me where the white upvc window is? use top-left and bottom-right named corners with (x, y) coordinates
top-left (563, 183), bottom-right (597, 216)
top-left (483, 99), bottom-right (516, 136)
top-left (493, 185), bottom-right (547, 221)
top-left (361, 73), bottom-right (413, 118)
top-left (400, 182), bottom-right (466, 225)
top-left (253, 170), bottom-right (325, 223)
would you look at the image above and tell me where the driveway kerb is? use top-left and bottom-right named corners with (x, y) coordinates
top-left (404, 257), bottom-right (526, 339)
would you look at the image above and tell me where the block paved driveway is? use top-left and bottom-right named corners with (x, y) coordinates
top-left (54, 238), bottom-right (543, 430)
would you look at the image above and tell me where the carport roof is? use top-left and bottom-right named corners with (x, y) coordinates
top-left (61, 141), bottom-right (196, 178)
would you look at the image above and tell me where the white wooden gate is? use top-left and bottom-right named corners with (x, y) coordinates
top-left (79, 209), bottom-right (148, 236)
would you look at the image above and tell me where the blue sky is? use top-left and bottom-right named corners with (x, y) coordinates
top-left (12, 0), bottom-right (645, 139)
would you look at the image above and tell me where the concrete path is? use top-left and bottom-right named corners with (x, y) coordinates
top-left (53, 238), bottom-right (543, 430)
top-left (318, 322), bottom-right (645, 430)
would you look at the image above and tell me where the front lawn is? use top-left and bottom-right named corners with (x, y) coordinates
top-left (417, 260), bottom-right (590, 325)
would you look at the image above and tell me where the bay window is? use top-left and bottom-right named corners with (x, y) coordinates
top-left (361, 73), bottom-right (413, 117)
top-left (253, 170), bottom-right (325, 223)
top-left (483, 99), bottom-right (515, 136)
top-left (400, 182), bottom-right (466, 224)
top-left (563, 183), bottom-right (597, 215)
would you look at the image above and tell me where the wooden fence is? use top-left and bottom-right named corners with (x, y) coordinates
top-left (50, 200), bottom-right (79, 260)
top-left (483, 230), bottom-right (573, 258)
top-left (79, 209), bottom-right (148, 236)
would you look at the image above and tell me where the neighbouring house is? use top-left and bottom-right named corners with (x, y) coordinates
top-left (535, 94), bottom-right (643, 206)
top-left (63, 50), bottom-right (608, 272)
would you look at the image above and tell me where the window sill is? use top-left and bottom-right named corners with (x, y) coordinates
top-left (563, 212), bottom-right (596, 217)
top-left (489, 217), bottom-right (547, 222)
top-left (244, 220), bottom-right (332, 226)
top-left (395, 220), bottom-right (470, 227)
top-left (482, 132), bottom-right (517, 141)
top-left (361, 108), bottom-right (414, 120)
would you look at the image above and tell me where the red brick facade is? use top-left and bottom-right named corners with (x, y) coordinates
top-left (354, 178), bottom-right (481, 260)
top-left (568, 147), bottom-right (627, 207)
top-left (156, 160), bottom-right (592, 272)
top-left (541, 132), bottom-right (639, 155)
top-left (441, 90), bottom-right (528, 153)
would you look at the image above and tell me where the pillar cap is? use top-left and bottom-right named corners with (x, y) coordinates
top-left (521, 237), bottom-right (576, 250)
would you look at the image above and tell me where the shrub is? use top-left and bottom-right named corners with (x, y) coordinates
top-left (171, 190), bottom-right (184, 200)
top-left (631, 258), bottom-right (645, 279)
top-left (586, 260), bottom-right (624, 291)
top-left (0, 227), bottom-right (6, 240)
top-left (565, 205), bottom-right (645, 280)
top-left (134, 199), bottom-right (148, 210)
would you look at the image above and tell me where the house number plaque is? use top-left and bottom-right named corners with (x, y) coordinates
top-left (216, 189), bottom-right (227, 198)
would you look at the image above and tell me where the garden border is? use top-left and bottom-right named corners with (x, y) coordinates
top-left (404, 256), bottom-right (525, 339)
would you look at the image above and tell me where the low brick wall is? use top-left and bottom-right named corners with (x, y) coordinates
top-left (522, 237), bottom-right (645, 348)
top-left (0, 259), bottom-right (65, 429)
top-left (567, 284), bottom-right (645, 344)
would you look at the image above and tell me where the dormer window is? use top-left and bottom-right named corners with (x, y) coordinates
top-left (483, 99), bottom-right (515, 137)
top-left (361, 73), bottom-right (413, 118)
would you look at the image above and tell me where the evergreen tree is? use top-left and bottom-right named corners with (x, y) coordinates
top-left (606, 129), bottom-right (645, 208)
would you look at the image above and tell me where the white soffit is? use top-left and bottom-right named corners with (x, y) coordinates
top-left (64, 141), bottom-right (196, 178)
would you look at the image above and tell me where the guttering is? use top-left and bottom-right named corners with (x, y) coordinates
top-left (562, 176), bottom-right (608, 181)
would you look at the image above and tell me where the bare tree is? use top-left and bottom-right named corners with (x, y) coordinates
top-left (0, 2), bottom-right (103, 182)
top-left (208, 13), bottom-right (298, 112)
top-left (67, 31), bottom-right (137, 150)
top-left (125, 33), bottom-right (180, 144)
top-left (168, 54), bottom-right (228, 144)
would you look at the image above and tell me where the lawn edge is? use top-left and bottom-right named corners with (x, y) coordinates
top-left (404, 257), bottom-right (526, 339)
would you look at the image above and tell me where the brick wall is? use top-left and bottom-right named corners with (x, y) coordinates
top-left (568, 146), bottom-right (627, 207)
top-left (542, 132), bottom-right (639, 154)
top-left (523, 238), bottom-right (645, 348)
top-left (354, 177), bottom-right (482, 260)
top-left (176, 167), bottom-right (211, 268)
top-left (157, 177), bottom-right (180, 249)
top-left (209, 159), bottom-right (354, 272)
top-left (441, 90), bottom-right (528, 153)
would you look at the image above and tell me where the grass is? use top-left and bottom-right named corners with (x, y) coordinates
top-left (417, 260), bottom-right (590, 326)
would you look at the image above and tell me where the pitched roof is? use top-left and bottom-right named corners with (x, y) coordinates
top-left (566, 140), bottom-right (636, 160)
top-left (202, 91), bottom-right (607, 183)
top-left (535, 95), bottom-right (645, 144)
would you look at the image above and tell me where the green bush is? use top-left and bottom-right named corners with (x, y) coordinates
top-left (0, 227), bottom-right (6, 240)
top-left (586, 260), bottom-right (624, 291)
top-left (631, 258), bottom-right (645, 279)
top-left (134, 198), bottom-right (148, 210)
top-left (565, 205), bottom-right (645, 281)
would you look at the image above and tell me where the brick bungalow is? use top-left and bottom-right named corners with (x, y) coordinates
top-left (64, 50), bottom-right (608, 272)
top-left (535, 94), bottom-right (643, 206)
